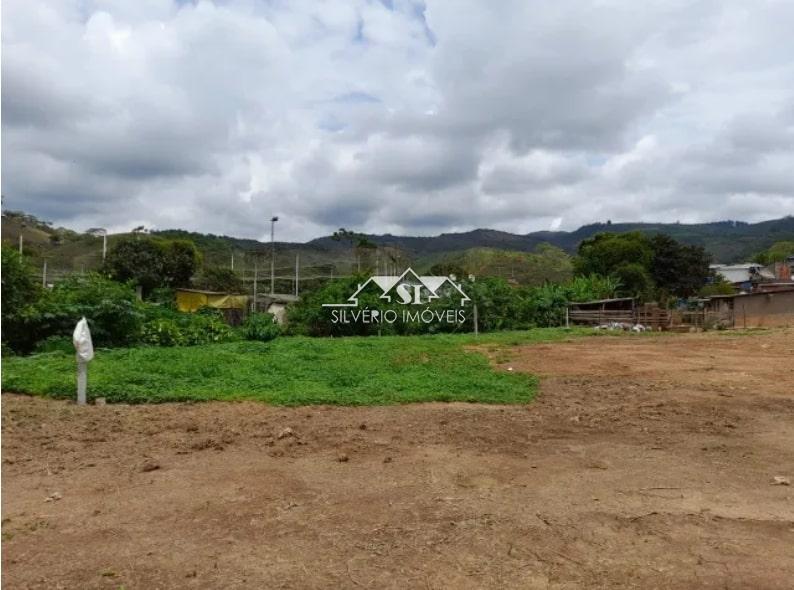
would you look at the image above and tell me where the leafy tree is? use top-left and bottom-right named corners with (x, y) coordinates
top-left (1, 246), bottom-right (41, 350)
top-left (649, 234), bottom-right (710, 298)
top-left (162, 240), bottom-right (202, 287)
top-left (574, 232), bottom-right (654, 277)
top-left (104, 237), bottom-right (201, 293)
top-left (104, 237), bottom-right (165, 293)
top-left (574, 231), bottom-right (710, 300)
top-left (1, 246), bottom-right (39, 315)
top-left (614, 263), bottom-right (654, 299)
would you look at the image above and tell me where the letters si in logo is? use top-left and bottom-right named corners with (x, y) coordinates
top-left (322, 268), bottom-right (470, 308)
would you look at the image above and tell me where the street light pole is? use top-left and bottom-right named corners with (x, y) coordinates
top-left (270, 216), bottom-right (279, 294)
top-left (88, 228), bottom-right (108, 262)
top-left (19, 222), bottom-right (26, 255)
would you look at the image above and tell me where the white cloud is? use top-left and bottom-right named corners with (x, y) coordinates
top-left (2, 0), bottom-right (793, 241)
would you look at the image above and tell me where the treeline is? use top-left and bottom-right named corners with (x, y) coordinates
top-left (1, 246), bottom-right (278, 354)
top-left (286, 231), bottom-right (718, 336)
top-left (1, 230), bottom-right (728, 352)
top-left (286, 274), bottom-right (620, 337)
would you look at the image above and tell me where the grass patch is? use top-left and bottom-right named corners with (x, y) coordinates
top-left (2, 340), bottom-right (523, 405)
top-left (2, 328), bottom-right (597, 406)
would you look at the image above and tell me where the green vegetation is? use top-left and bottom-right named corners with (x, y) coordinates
top-left (1, 264), bottom-right (144, 354)
top-left (241, 313), bottom-right (281, 342)
top-left (286, 273), bottom-right (618, 336)
top-left (1, 328), bottom-right (590, 405)
top-left (103, 236), bottom-right (201, 294)
top-left (574, 232), bottom-right (711, 300)
top-left (0, 255), bottom-right (248, 353)
top-left (422, 244), bottom-right (573, 286)
top-left (755, 240), bottom-right (794, 265)
top-left (699, 278), bottom-right (736, 297)
top-left (1, 246), bottom-right (41, 349)
top-left (139, 307), bottom-right (239, 347)
top-left (192, 266), bottom-right (245, 292)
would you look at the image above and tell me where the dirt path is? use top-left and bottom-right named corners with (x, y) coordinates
top-left (3, 330), bottom-right (794, 589)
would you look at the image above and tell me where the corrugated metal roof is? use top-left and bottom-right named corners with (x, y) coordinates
top-left (712, 264), bottom-right (775, 284)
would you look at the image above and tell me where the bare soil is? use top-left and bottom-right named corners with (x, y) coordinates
top-left (3, 330), bottom-right (794, 589)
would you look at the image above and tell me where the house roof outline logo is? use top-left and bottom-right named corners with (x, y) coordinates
top-left (322, 267), bottom-right (471, 307)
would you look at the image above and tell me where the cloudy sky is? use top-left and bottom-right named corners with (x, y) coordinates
top-left (2, 0), bottom-right (793, 241)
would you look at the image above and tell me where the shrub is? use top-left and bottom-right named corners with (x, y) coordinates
top-left (140, 306), bottom-right (238, 346)
top-left (2, 246), bottom-right (41, 351)
top-left (180, 312), bottom-right (237, 345)
top-left (140, 318), bottom-right (186, 347)
top-left (6, 273), bottom-right (143, 353)
top-left (242, 313), bottom-right (280, 342)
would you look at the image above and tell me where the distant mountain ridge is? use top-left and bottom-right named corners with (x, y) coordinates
top-left (3, 211), bottom-right (793, 270)
top-left (308, 217), bottom-right (794, 263)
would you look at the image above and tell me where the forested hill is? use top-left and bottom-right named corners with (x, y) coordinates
top-left (4, 211), bottom-right (793, 268)
top-left (308, 217), bottom-right (794, 263)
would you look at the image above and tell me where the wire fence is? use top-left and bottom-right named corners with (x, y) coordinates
top-left (28, 253), bottom-right (411, 297)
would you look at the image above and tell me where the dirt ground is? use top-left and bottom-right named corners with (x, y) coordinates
top-left (3, 330), bottom-right (794, 589)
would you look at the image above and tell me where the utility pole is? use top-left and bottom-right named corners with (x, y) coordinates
top-left (252, 257), bottom-right (258, 313)
top-left (231, 252), bottom-right (234, 270)
top-left (18, 221), bottom-right (26, 255)
top-left (295, 253), bottom-right (300, 297)
top-left (471, 274), bottom-right (478, 336)
top-left (42, 260), bottom-right (47, 287)
top-left (270, 216), bottom-right (279, 294)
top-left (89, 228), bottom-right (108, 262)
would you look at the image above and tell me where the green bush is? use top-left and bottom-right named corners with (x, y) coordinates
top-left (140, 306), bottom-right (237, 346)
top-left (242, 313), bottom-right (280, 342)
top-left (1, 246), bottom-right (42, 352)
top-left (141, 318), bottom-right (186, 346)
top-left (34, 336), bottom-right (75, 354)
top-left (5, 273), bottom-right (143, 353)
top-left (181, 312), bottom-right (237, 345)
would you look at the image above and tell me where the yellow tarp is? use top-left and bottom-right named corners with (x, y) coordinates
top-left (176, 290), bottom-right (249, 313)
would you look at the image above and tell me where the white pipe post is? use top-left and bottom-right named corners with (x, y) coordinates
top-left (76, 360), bottom-right (87, 405)
top-left (42, 261), bottom-right (47, 287)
